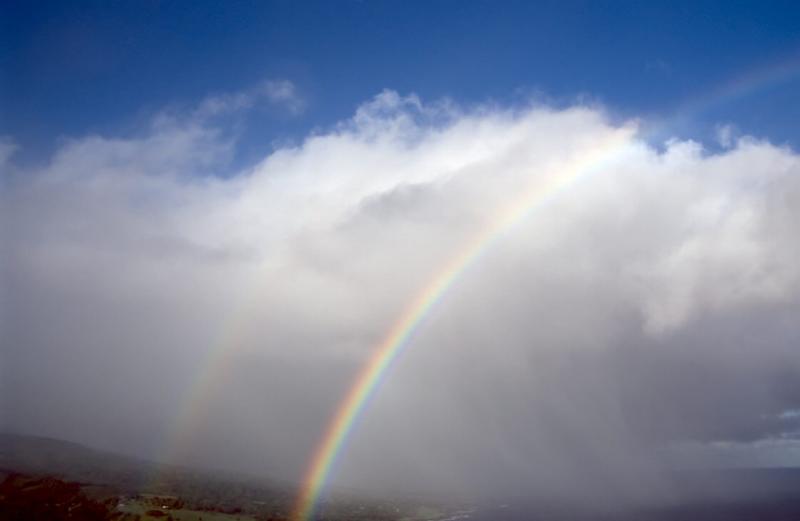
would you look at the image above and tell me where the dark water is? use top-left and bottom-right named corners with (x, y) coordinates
top-left (461, 469), bottom-right (800, 520)
top-left (465, 501), bottom-right (800, 521)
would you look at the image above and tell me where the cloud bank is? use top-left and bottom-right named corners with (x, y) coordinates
top-left (3, 89), bottom-right (800, 502)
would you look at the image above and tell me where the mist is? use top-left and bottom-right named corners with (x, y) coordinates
top-left (3, 89), bottom-right (800, 505)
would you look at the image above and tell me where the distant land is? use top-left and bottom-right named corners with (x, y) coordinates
top-left (3, 433), bottom-right (800, 520)
top-left (0, 433), bottom-right (452, 520)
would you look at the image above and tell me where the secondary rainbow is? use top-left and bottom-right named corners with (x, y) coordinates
top-left (290, 127), bottom-right (634, 521)
top-left (645, 51), bottom-right (800, 140)
top-left (159, 49), bottom-right (800, 517)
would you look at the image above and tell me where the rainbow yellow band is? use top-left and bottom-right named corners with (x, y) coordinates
top-left (290, 128), bottom-right (633, 521)
top-left (153, 52), bottom-right (800, 518)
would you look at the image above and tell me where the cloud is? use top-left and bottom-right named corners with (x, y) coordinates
top-left (0, 137), bottom-right (18, 171)
top-left (3, 91), bottom-right (800, 502)
top-left (715, 123), bottom-right (737, 149)
top-left (195, 79), bottom-right (305, 118)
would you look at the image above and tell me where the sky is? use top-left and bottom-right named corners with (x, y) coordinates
top-left (3, 0), bottom-right (800, 506)
top-left (4, 0), bottom-right (800, 166)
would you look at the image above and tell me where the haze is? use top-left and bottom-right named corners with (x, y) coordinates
top-left (2, 1), bottom-right (800, 512)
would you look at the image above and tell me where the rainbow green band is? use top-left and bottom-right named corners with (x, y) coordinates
top-left (157, 50), bottom-right (800, 519)
top-left (290, 128), bottom-right (633, 521)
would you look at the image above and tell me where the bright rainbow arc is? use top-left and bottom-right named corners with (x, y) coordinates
top-left (290, 128), bottom-right (634, 521)
top-left (160, 49), bottom-right (800, 518)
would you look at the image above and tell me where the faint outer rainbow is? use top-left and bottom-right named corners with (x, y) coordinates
top-left (644, 51), bottom-right (800, 139)
top-left (290, 126), bottom-right (635, 521)
top-left (155, 50), bottom-right (800, 514)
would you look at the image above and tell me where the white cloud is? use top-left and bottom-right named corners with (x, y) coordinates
top-left (715, 123), bottom-right (737, 149)
top-left (195, 79), bottom-right (305, 118)
top-left (4, 91), bottom-right (800, 499)
top-left (0, 137), bottom-right (18, 171)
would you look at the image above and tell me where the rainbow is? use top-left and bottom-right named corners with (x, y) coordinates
top-left (158, 49), bottom-right (800, 518)
top-left (289, 53), bottom-right (800, 517)
top-left (290, 127), bottom-right (634, 521)
top-left (645, 51), bottom-right (800, 139)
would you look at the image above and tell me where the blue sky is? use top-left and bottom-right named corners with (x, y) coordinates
top-left (3, 1), bottom-right (800, 167)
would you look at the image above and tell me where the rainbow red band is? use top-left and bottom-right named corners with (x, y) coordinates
top-left (155, 51), bottom-right (800, 520)
top-left (291, 128), bottom-right (633, 521)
